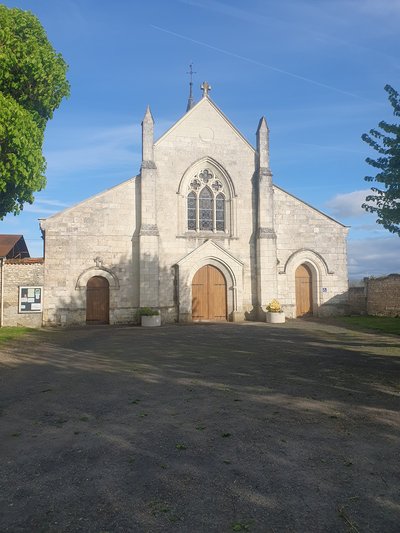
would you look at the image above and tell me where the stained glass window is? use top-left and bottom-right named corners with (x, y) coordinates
top-left (187, 191), bottom-right (196, 230)
top-left (186, 169), bottom-right (228, 232)
top-left (216, 193), bottom-right (225, 231)
top-left (199, 187), bottom-right (213, 230)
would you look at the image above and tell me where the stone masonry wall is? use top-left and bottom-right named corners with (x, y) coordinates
top-left (348, 287), bottom-right (367, 315)
top-left (1, 259), bottom-right (44, 327)
top-left (154, 97), bottom-right (256, 317)
top-left (41, 179), bottom-right (138, 326)
top-left (366, 274), bottom-right (400, 317)
top-left (274, 187), bottom-right (349, 318)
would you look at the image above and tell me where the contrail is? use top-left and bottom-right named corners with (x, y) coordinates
top-left (151, 24), bottom-right (369, 101)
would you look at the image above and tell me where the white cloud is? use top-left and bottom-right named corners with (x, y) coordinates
top-left (325, 189), bottom-right (373, 218)
top-left (35, 199), bottom-right (70, 207)
top-left (21, 198), bottom-right (72, 216)
top-left (348, 236), bottom-right (400, 279)
top-left (44, 120), bottom-right (174, 181)
top-left (23, 206), bottom-right (60, 215)
top-left (44, 124), bottom-right (141, 178)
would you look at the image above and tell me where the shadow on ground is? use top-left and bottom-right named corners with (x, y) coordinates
top-left (0, 321), bottom-right (399, 532)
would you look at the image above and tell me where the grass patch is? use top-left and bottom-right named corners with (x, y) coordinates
top-left (338, 316), bottom-right (400, 335)
top-left (0, 327), bottom-right (32, 344)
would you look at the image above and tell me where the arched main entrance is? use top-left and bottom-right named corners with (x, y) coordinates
top-left (86, 276), bottom-right (110, 324)
top-left (295, 264), bottom-right (313, 317)
top-left (192, 265), bottom-right (227, 321)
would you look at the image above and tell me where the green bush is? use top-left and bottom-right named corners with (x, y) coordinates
top-left (136, 307), bottom-right (160, 317)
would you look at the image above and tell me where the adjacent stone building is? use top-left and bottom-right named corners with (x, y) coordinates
top-left (0, 259), bottom-right (44, 327)
top-left (40, 85), bottom-right (349, 326)
top-left (0, 235), bottom-right (44, 327)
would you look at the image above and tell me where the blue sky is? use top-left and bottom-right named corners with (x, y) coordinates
top-left (1, 0), bottom-right (400, 279)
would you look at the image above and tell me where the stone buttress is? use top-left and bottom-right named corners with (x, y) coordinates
top-left (255, 117), bottom-right (278, 314)
top-left (139, 106), bottom-right (160, 307)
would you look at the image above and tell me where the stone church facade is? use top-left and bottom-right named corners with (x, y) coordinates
top-left (40, 86), bottom-right (348, 326)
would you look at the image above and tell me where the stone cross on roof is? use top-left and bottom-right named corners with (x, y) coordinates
top-left (201, 81), bottom-right (211, 97)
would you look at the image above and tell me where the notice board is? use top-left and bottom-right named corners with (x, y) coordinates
top-left (19, 287), bottom-right (43, 313)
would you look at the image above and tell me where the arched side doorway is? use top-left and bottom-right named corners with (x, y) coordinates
top-left (295, 264), bottom-right (313, 317)
top-left (86, 276), bottom-right (110, 324)
top-left (192, 265), bottom-right (227, 321)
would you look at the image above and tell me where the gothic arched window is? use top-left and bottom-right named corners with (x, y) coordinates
top-left (187, 191), bottom-right (196, 230)
top-left (216, 193), bottom-right (225, 231)
top-left (199, 187), bottom-right (213, 230)
top-left (186, 168), bottom-right (226, 232)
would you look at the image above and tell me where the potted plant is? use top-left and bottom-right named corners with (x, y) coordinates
top-left (137, 307), bottom-right (161, 327)
top-left (266, 299), bottom-right (285, 324)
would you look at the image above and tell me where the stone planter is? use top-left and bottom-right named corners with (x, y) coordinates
top-left (266, 311), bottom-right (285, 324)
top-left (141, 315), bottom-right (161, 327)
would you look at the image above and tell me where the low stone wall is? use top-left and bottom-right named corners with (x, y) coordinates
top-left (348, 274), bottom-right (400, 317)
top-left (1, 259), bottom-right (44, 327)
top-left (348, 286), bottom-right (367, 315)
top-left (366, 274), bottom-right (400, 317)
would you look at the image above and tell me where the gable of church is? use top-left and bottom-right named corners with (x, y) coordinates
top-left (41, 178), bottom-right (137, 235)
top-left (155, 97), bottom-right (255, 157)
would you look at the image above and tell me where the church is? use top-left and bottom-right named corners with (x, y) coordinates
top-left (39, 82), bottom-right (349, 326)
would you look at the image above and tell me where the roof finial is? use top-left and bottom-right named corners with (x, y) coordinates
top-left (186, 63), bottom-right (196, 112)
top-left (201, 81), bottom-right (211, 97)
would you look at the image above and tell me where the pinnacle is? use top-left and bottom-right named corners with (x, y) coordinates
top-left (142, 105), bottom-right (154, 123)
top-left (257, 116), bottom-right (269, 132)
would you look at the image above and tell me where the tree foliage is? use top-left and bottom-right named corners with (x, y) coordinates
top-left (0, 6), bottom-right (70, 219)
top-left (0, 93), bottom-right (46, 216)
top-left (362, 84), bottom-right (400, 236)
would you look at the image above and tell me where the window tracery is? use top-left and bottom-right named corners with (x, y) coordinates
top-left (187, 168), bottom-right (226, 232)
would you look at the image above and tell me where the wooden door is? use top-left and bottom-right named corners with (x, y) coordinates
top-left (192, 265), bottom-right (227, 321)
top-left (295, 264), bottom-right (313, 317)
top-left (86, 276), bottom-right (110, 324)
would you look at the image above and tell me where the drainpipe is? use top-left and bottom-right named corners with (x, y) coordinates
top-left (0, 257), bottom-right (4, 328)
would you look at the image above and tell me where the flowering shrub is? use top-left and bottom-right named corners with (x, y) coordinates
top-left (266, 299), bottom-right (283, 313)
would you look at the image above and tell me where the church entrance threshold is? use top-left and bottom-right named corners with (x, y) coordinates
top-left (192, 265), bottom-right (227, 321)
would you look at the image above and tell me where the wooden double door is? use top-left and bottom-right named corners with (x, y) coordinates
top-left (86, 276), bottom-right (110, 324)
top-left (192, 265), bottom-right (227, 321)
top-left (295, 264), bottom-right (313, 317)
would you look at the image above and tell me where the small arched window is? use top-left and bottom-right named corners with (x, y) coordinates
top-left (186, 168), bottom-right (226, 232)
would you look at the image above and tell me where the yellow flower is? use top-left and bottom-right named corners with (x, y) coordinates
top-left (266, 299), bottom-right (282, 313)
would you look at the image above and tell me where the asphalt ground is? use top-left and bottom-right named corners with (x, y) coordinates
top-left (0, 320), bottom-right (399, 532)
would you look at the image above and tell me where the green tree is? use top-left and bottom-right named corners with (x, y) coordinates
top-left (0, 6), bottom-right (70, 219)
top-left (362, 84), bottom-right (400, 236)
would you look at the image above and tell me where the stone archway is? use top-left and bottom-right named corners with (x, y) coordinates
top-left (86, 276), bottom-right (110, 324)
top-left (176, 239), bottom-right (244, 323)
top-left (192, 265), bottom-right (227, 321)
top-left (295, 264), bottom-right (313, 317)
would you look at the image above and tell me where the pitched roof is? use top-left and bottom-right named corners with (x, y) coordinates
top-left (0, 235), bottom-right (30, 258)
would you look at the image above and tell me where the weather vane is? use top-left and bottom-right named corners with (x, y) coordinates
top-left (187, 63), bottom-right (196, 85)
top-left (186, 63), bottom-right (197, 111)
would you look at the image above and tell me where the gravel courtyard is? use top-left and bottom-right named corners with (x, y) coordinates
top-left (0, 320), bottom-right (399, 532)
